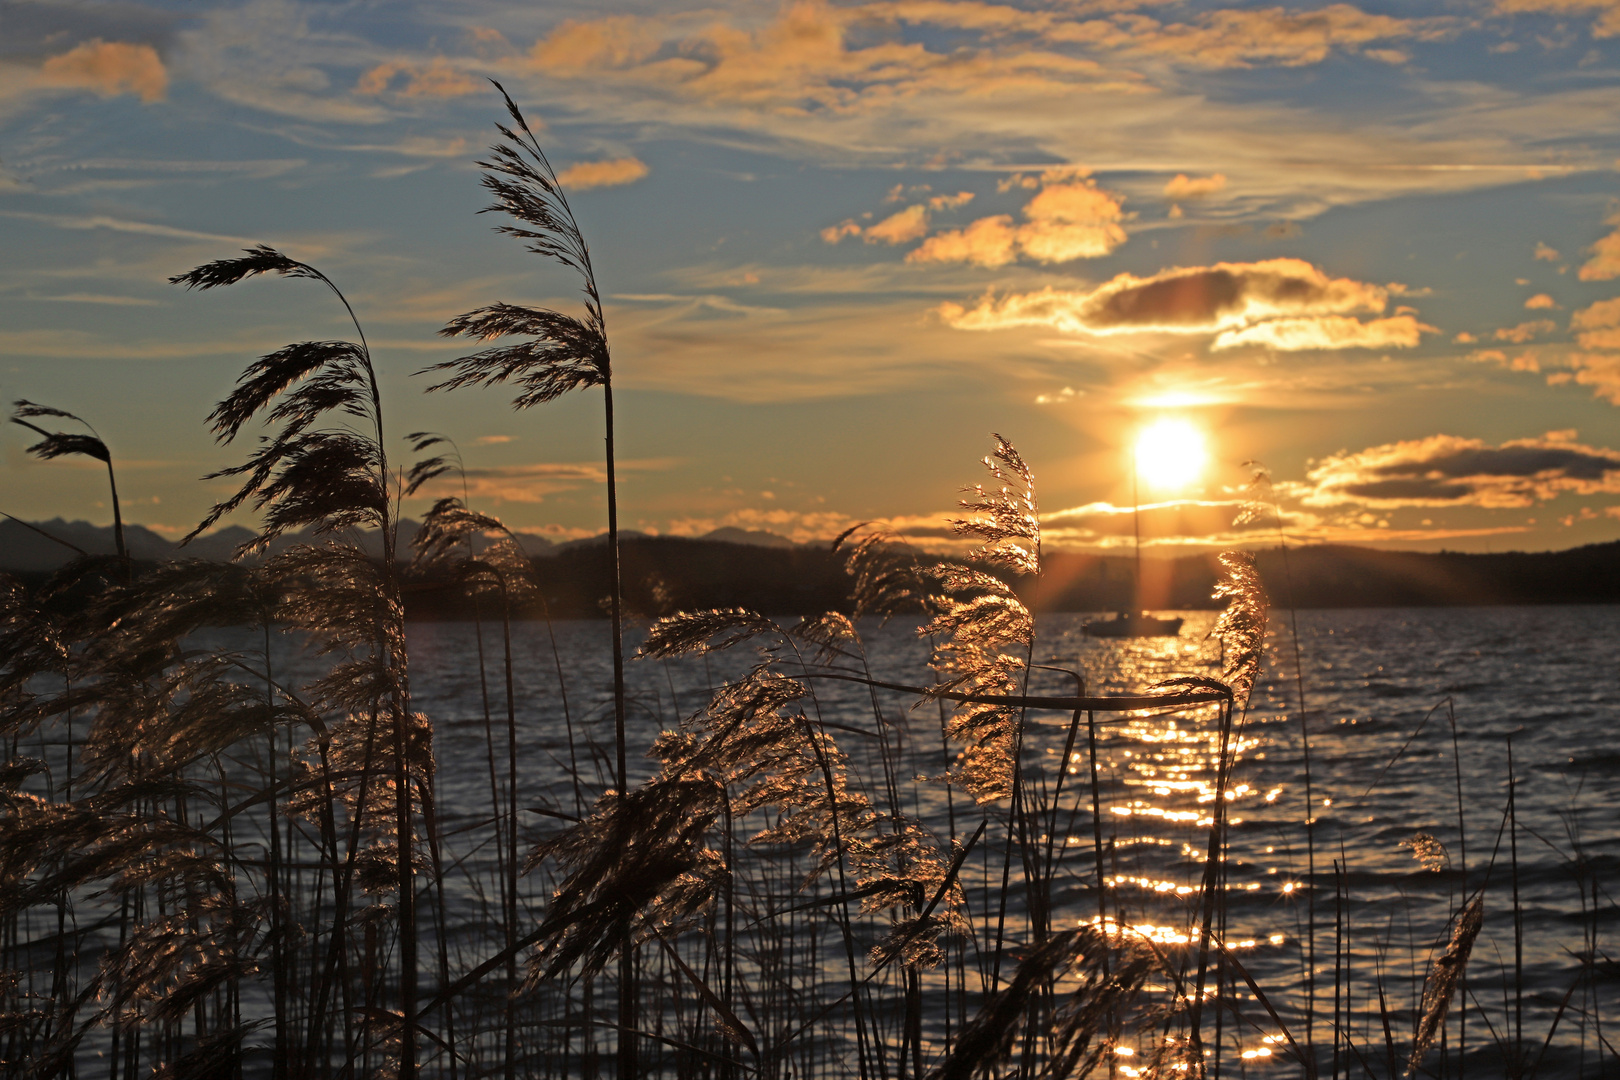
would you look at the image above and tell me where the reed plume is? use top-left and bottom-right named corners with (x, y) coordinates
top-left (1210, 550), bottom-right (1267, 704)
top-left (1405, 894), bottom-right (1484, 1078)
top-left (10, 401), bottom-right (128, 564)
top-left (919, 438), bottom-right (1042, 804)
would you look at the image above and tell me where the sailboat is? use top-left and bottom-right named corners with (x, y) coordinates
top-left (1081, 439), bottom-right (1183, 638)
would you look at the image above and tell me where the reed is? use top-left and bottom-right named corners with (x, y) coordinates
top-left (10, 402), bottom-right (128, 566)
top-left (0, 89), bottom-right (1613, 1080)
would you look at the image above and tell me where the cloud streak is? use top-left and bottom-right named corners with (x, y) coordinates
top-left (1303, 431), bottom-right (1620, 508)
top-left (1212, 314), bottom-right (1432, 350)
top-left (939, 258), bottom-right (1427, 350)
top-left (408, 458), bottom-right (678, 505)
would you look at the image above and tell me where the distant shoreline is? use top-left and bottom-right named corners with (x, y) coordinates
top-left (8, 521), bottom-right (1619, 618)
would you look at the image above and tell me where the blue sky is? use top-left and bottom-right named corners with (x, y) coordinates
top-left (6, 0), bottom-right (1620, 555)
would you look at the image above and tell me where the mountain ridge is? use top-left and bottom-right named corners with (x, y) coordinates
top-left (6, 518), bottom-right (1620, 614)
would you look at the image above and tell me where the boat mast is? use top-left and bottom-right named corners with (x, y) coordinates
top-left (1132, 445), bottom-right (1142, 614)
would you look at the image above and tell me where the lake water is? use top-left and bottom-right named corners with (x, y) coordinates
top-left (382, 604), bottom-right (1619, 1078)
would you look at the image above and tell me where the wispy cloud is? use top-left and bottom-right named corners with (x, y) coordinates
top-left (1212, 314), bottom-right (1433, 350)
top-left (356, 58), bottom-right (479, 98)
top-left (28, 292), bottom-right (164, 307)
top-left (1494, 0), bottom-right (1620, 38)
top-left (659, 506), bottom-right (857, 544)
top-left (1, 210), bottom-right (257, 246)
top-left (405, 458), bottom-right (678, 505)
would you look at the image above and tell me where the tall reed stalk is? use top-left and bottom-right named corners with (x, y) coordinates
top-left (422, 85), bottom-right (636, 1074)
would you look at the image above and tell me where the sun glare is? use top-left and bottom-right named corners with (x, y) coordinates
top-left (1134, 418), bottom-right (1208, 490)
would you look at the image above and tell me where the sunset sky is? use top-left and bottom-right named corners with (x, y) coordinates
top-left (6, 0), bottom-right (1620, 555)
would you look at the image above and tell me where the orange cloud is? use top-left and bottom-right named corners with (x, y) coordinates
top-left (928, 191), bottom-right (975, 210)
top-left (39, 40), bottom-right (167, 103)
top-left (526, 2), bottom-right (1142, 120)
top-left (513, 0), bottom-right (1439, 163)
top-left (1579, 211), bottom-right (1620, 281)
top-left (1213, 313), bottom-right (1432, 350)
top-left (910, 215), bottom-right (1020, 266)
top-left (1304, 431), bottom-right (1620, 509)
top-left (941, 257), bottom-right (1388, 336)
top-left (1524, 293), bottom-right (1558, 309)
top-left (820, 219), bottom-right (864, 244)
top-left (1018, 176), bottom-right (1128, 259)
top-left (864, 204), bottom-right (931, 244)
top-left (532, 16), bottom-right (662, 72)
top-left (1494, 0), bottom-right (1620, 37)
top-left (1569, 353), bottom-right (1620, 403)
top-left (1119, 4), bottom-right (1430, 68)
top-left (1534, 242), bottom-right (1561, 262)
top-left (1566, 297), bottom-right (1620, 401)
top-left (1493, 319), bottom-right (1557, 343)
top-left (1575, 327), bottom-right (1620, 350)
top-left (557, 157), bottom-right (650, 190)
top-left (1574, 296), bottom-right (1620, 330)
top-left (1569, 297), bottom-right (1620, 350)
top-left (357, 58), bottom-right (478, 98)
top-left (910, 169), bottom-right (1125, 265)
top-left (1163, 173), bottom-right (1226, 200)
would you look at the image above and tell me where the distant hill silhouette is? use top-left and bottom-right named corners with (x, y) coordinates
top-left (0, 517), bottom-right (556, 570)
top-left (6, 518), bottom-right (1620, 617)
top-left (410, 536), bottom-right (1620, 620)
top-left (1039, 543), bottom-right (1620, 611)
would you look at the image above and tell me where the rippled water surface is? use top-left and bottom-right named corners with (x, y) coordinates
top-left (178, 604), bottom-right (1620, 1077)
top-left (365, 605), bottom-right (1620, 1076)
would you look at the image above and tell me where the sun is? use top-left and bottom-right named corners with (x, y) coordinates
top-left (1134, 418), bottom-right (1208, 491)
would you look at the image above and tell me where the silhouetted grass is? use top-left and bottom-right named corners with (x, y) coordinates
top-left (0, 90), bottom-right (1613, 1080)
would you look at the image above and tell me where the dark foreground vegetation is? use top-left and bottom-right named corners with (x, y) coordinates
top-left (1, 87), bottom-right (1613, 1080)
